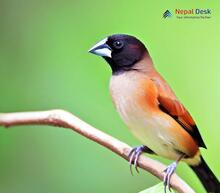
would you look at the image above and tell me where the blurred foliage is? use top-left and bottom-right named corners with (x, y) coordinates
top-left (139, 183), bottom-right (175, 193)
top-left (0, 0), bottom-right (219, 193)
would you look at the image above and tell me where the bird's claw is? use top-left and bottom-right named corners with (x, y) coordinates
top-left (128, 145), bottom-right (145, 175)
top-left (163, 162), bottom-right (177, 193)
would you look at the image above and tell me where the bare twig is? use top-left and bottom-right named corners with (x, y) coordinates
top-left (0, 109), bottom-right (195, 193)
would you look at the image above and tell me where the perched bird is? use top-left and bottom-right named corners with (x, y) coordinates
top-left (89, 34), bottom-right (220, 193)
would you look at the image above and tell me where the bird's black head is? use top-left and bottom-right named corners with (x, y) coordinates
top-left (89, 34), bottom-right (148, 74)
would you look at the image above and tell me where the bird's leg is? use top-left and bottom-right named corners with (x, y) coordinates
top-left (128, 145), bottom-right (154, 175)
top-left (163, 154), bottom-right (185, 193)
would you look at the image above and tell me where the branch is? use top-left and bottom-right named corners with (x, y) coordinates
top-left (0, 109), bottom-right (195, 193)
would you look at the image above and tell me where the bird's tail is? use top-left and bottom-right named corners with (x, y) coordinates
top-left (190, 156), bottom-right (220, 193)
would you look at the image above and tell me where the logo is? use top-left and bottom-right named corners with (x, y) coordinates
top-left (163, 10), bottom-right (172, 18)
top-left (163, 8), bottom-right (212, 19)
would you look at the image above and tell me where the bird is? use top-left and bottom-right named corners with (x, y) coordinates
top-left (88, 34), bottom-right (220, 193)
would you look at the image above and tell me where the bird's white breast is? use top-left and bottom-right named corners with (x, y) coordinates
top-left (110, 72), bottom-right (178, 159)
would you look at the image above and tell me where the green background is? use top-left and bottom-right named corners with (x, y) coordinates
top-left (0, 0), bottom-right (219, 193)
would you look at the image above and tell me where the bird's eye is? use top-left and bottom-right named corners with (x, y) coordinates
top-left (113, 41), bottom-right (124, 49)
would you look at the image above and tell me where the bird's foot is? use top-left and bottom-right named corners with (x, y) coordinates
top-left (128, 145), bottom-right (146, 175)
top-left (163, 162), bottom-right (177, 193)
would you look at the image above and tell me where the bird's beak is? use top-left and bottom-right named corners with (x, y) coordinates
top-left (88, 37), bottom-right (112, 58)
